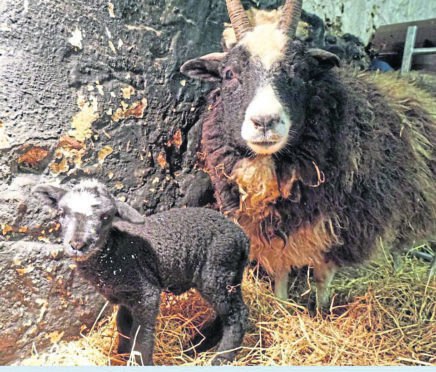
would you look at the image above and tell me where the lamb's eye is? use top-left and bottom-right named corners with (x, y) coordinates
top-left (101, 214), bottom-right (110, 221)
top-left (224, 69), bottom-right (234, 80)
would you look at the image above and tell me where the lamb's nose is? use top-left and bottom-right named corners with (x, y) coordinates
top-left (251, 115), bottom-right (280, 130)
top-left (70, 240), bottom-right (86, 251)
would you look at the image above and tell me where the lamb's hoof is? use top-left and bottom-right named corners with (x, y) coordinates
top-left (116, 353), bottom-right (131, 363)
top-left (184, 316), bottom-right (224, 358)
top-left (211, 356), bottom-right (233, 366)
top-left (183, 346), bottom-right (197, 359)
top-left (117, 340), bottom-right (132, 356)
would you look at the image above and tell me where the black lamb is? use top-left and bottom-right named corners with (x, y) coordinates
top-left (34, 179), bottom-right (250, 365)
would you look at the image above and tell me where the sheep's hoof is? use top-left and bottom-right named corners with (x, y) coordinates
top-left (316, 289), bottom-right (331, 310)
top-left (391, 251), bottom-right (403, 272)
top-left (305, 296), bottom-right (329, 317)
top-left (429, 255), bottom-right (436, 280)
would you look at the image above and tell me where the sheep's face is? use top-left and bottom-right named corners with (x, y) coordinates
top-left (181, 24), bottom-right (339, 155)
top-left (34, 180), bottom-right (145, 262)
top-left (58, 189), bottom-right (116, 261)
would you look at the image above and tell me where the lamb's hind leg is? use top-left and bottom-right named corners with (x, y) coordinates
top-left (313, 260), bottom-right (337, 310)
top-left (198, 258), bottom-right (249, 365)
top-left (200, 285), bottom-right (248, 365)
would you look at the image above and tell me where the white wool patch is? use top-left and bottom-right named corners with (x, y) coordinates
top-left (78, 178), bottom-right (101, 189)
top-left (245, 85), bottom-right (285, 118)
top-left (62, 191), bottom-right (99, 216)
top-left (241, 84), bottom-right (291, 154)
top-left (240, 24), bottom-right (287, 69)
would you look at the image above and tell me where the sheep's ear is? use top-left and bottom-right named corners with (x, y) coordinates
top-left (114, 199), bottom-right (145, 224)
top-left (33, 184), bottom-right (67, 207)
top-left (308, 48), bottom-right (341, 70)
top-left (180, 52), bottom-right (227, 82)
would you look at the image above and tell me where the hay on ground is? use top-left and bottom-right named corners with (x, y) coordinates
top-left (18, 250), bottom-right (435, 366)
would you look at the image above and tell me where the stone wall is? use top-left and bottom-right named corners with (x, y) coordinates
top-left (0, 0), bottom-right (230, 363)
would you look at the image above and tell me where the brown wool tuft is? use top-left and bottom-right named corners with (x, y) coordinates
top-left (230, 156), bottom-right (340, 275)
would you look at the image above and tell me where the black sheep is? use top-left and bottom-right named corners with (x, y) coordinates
top-left (180, 0), bottom-right (436, 307)
top-left (34, 179), bottom-right (250, 365)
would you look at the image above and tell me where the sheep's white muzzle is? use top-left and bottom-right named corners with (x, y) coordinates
top-left (241, 85), bottom-right (291, 155)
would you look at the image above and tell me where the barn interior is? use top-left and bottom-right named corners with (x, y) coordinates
top-left (0, 0), bottom-right (435, 367)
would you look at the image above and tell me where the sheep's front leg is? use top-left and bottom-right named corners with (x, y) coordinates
top-left (313, 260), bottom-right (337, 310)
top-left (274, 271), bottom-right (289, 300)
top-left (429, 242), bottom-right (436, 280)
top-left (127, 287), bottom-right (161, 365)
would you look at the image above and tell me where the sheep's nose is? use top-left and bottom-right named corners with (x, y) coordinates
top-left (251, 115), bottom-right (280, 130)
top-left (69, 240), bottom-right (86, 251)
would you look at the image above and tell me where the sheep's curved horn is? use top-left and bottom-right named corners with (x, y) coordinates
top-left (279, 0), bottom-right (303, 38)
top-left (226, 0), bottom-right (252, 41)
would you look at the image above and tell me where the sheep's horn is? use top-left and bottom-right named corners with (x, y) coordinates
top-left (226, 0), bottom-right (252, 41)
top-left (279, 0), bottom-right (303, 38)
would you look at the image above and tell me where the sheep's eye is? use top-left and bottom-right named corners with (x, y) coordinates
top-left (224, 69), bottom-right (234, 80)
top-left (101, 214), bottom-right (110, 221)
top-left (59, 209), bottom-right (65, 217)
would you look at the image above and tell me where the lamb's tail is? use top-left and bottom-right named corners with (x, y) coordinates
top-left (184, 315), bottom-right (224, 356)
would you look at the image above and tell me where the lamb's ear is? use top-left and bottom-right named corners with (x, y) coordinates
top-left (308, 48), bottom-right (341, 70)
top-left (180, 52), bottom-right (227, 82)
top-left (114, 199), bottom-right (145, 224)
top-left (33, 184), bottom-right (67, 207)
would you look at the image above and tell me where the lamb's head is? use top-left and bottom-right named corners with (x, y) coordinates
top-left (181, 0), bottom-right (339, 155)
top-left (34, 180), bottom-right (144, 261)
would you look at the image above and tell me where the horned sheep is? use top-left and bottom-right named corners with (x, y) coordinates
top-left (34, 179), bottom-right (250, 365)
top-left (181, 0), bottom-right (436, 308)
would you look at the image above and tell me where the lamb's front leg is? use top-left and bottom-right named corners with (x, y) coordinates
top-left (116, 305), bottom-right (133, 356)
top-left (127, 286), bottom-right (161, 365)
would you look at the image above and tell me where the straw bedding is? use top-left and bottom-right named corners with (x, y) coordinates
top-left (18, 244), bottom-right (435, 366)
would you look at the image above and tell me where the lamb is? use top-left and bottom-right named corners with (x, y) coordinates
top-left (180, 0), bottom-right (436, 308)
top-left (34, 179), bottom-right (250, 365)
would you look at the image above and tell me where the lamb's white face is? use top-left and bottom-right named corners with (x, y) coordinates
top-left (58, 191), bottom-right (115, 261)
top-left (34, 179), bottom-right (145, 261)
top-left (62, 191), bottom-right (99, 216)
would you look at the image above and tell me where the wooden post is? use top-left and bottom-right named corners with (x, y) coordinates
top-left (401, 26), bottom-right (417, 75)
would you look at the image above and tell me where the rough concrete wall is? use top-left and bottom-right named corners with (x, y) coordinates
top-left (0, 0), bottom-right (231, 233)
top-left (0, 241), bottom-right (107, 365)
top-left (0, 0), bottom-right (231, 363)
top-left (303, 0), bottom-right (436, 44)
